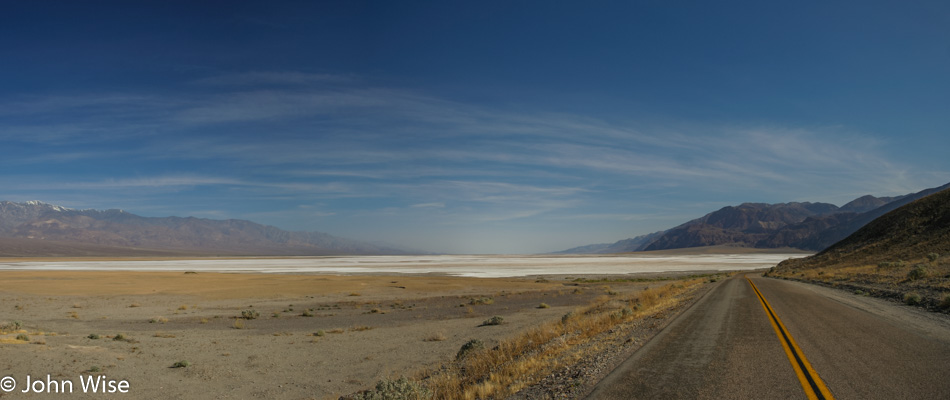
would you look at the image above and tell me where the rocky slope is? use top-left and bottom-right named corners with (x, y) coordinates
top-left (778, 187), bottom-right (950, 269)
top-left (769, 187), bottom-right (950, 311)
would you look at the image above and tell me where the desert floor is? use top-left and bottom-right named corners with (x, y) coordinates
top-left (0, 268), bottom-right (714, 399)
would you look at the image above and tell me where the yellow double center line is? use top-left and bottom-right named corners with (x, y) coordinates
top-left (747, 277), bottom-right (835, 400)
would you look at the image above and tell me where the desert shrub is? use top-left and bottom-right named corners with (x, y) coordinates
top-left (907, 265), bottom-right (928, 281)
top-left (301, 309), bottom-right (315, 317)
top-left (481, 316), bottom-right (504, 326)
top-left (314, 330), bottom-right (326, 337)
top-left (927, 253), bottom-right (940, 262)
top-left (149, 317), bottom-right (168, 324)
top-left (233, 319), bottom-right (246, 329)
top-left (469, 297), bottom-right (494, 305)
top-left (904, 292), bottom-right (923, 306)
top-left (1, 321), bottom-right (23, 332)
top-left (16, 333), bottom-right (29, 341)
top-left (113, 334), bottom-right (126, 341)
top-left (88, 366), bottom-right (101, 373)
top-left (424, 331), bottom-right (447, 342)
top-left (352, 377), bottom-right (430, 400)
top-left (538, 303), bottom-right (550, 309)
top-left (171, 360), bottom-right (190, 369)
top-left (456, 339), bottom-right (484, 361)
top-left (241, 309), bottom-right (260, 320)
top-left (87, 333), bottom-right (100, 340)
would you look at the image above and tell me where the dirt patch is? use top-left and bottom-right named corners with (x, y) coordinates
top-left (0, 270), bottom-right (697, 399)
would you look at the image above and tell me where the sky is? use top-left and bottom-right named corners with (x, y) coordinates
top-left (1, 1), bottom-right (948, 254)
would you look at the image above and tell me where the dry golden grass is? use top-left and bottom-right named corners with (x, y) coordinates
top-left (773, 255), bottom-right (949, 288)
top-left (419, 279), bottom-right (705, 399)
top-left (770, 254), bottom-right (950, 308)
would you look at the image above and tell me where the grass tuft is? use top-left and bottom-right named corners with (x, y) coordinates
top-left (904, 292), bottom-right (923, 305)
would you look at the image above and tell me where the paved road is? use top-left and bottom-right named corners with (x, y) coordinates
top-left (586, 273), bottom-right (950, 399)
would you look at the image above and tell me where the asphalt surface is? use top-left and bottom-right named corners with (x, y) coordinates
top-left (586, 273), bottom-right (950, 399)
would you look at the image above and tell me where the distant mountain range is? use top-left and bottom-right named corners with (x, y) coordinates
top-left (558, 182), bottom-right (950, 254)
top-left (0, 201), bottom-right (404, 257)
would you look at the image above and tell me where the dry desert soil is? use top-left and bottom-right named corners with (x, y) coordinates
top-left (0, 267), bottom-right (714, 399)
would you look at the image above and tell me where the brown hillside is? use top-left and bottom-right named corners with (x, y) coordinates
top-left (779, 187), bottom-right (950, 269)
top-left (770, 187), bottom-right (950, 311)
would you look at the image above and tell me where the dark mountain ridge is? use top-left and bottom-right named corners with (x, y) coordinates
top-left (558, 182), bottom-right (950, 254)
top-left (0, 201), bottom-right (402, 256)
top-left (779, 186), bottom-right (950, 269)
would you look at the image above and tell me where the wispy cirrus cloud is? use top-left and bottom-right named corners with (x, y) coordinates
top-left (190, 71), bottom-right (352, 87)
top-left (2, 70), bottom-right (946, 253)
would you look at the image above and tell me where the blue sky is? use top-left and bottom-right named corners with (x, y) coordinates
top-left (1, 1), bottom-right (948, 253)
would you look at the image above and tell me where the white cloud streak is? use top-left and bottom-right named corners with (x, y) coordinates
top-left (2, 71), bottom-right (945, 253)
